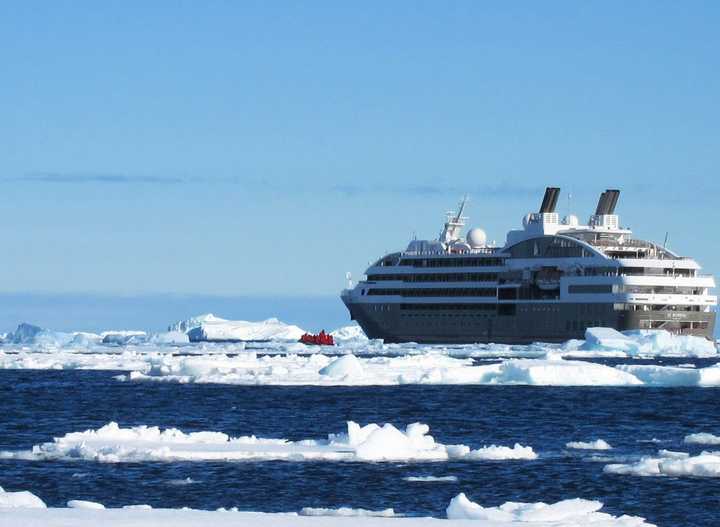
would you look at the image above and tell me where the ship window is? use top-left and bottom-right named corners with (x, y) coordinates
top-left (568, 285), bottom-right (613, 294)
top-left (508, 236), bottom-right (592, 258)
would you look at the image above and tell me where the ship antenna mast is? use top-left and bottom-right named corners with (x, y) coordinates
top-left (439, 195), bottom-right (468, 244)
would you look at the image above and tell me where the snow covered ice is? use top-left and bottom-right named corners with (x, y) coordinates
top-left (565, 439), bottom-right (612, 450)
top-left (604, 449), bottom-right (720, 477)
top-left (168, 314), bottom-right (305, 342)
top-left (0, 485), bottom-right (655, 526)
top-left (446, 493), bottom-right (652, 525)
top-left (0, 421), bottom-right (537, 463)
top-left (1, 317), bottom-right (719, 387)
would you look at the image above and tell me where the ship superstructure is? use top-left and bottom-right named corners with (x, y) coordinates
top-left (341, 188), bottom-right (717, 343)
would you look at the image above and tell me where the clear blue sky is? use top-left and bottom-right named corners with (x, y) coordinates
top-left (1, 1), bottom-right (719, 301)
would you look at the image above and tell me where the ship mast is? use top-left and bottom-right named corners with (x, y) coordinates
top-left (439, 195), bottom-right (468, 245)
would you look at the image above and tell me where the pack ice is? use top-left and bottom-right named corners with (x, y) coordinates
top-left (0, 486), bottom-right (655, 526)
top-left (0, 421), bottom-right (537, 463)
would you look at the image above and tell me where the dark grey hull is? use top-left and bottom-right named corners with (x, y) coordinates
top-left (343, 301), bottom-right (716, 344)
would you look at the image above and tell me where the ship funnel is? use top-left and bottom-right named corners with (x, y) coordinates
top-left (539, 187), bottom-right (561, 213)
top-left (606, 189), bottom-right (620, 214)
top-left (595, 189), bottom-right (620, 215)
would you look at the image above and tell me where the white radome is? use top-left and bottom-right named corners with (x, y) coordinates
top-left (466, 228), bottom-right (487, 248)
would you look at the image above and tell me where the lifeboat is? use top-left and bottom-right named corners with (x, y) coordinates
top-left (299, 330), bottom-right (335, 346)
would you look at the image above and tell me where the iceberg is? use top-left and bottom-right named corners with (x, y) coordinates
top-left (330, 324), bottom-right (368, 342)
top-left (0, 421), bottom-right (536, 464)
top-left (180, 315), bottom-right (305, 342)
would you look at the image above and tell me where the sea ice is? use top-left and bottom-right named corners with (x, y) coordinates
top-left (684, 432), bottom-right (720, 445)
top-left (0, 421), bottom-right (536, 464)
top-left (0, 486), bottom-right (47, 509)
top-left (0, 486), bottom-right (656, 526)
top-left (403, 476), bottom-right (458, 483)
top-left (67, 500), bottom-right (105, 509)
top-left (446, 493), bottom-right (652, 525)
top-left (299, 507), bottom-right (397, 517)
top-left (604, 449), bottom-right (720, 477)
top-left (580, 328), bottom-right (716, 358)
top-left (566, 440), bottom-right (612, 450)
top-left (330, 324), bottom-right (369, 342)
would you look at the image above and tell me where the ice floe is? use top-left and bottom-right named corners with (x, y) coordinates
top-left (446, 493), bottom-right (652, 525)
top-left (0, 421), bottom-right (536, 464)
top-left (604, 449), bottom-right (720, 477)
top-left (615, 363), bottom-right (720, 386)
top-left (0, 486), bottom-right (47, 509)
top-left (566, 440), bottom-right (612, 450)
top-left (67, 500), bottom-right (105, 510)
top-left (0, 485), bottom-right (655, 526)
top-left (574, 328), bottom-right (717, 358)
top-left (684, 432), bottom-right (720, 445)
top-left (403, 475), bottom-right (458, 483)
top-left (299, 507), bottom-right (397, 517)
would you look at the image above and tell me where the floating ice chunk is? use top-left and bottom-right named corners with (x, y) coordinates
top-left (685, 433), bottom-right (720, 445)
top-left (403, 475), bottom-right (458, 482)
top-left (488, 359), bottom-right (642, 386)
top-left (617, 364), bottom-right (720, 387)
top-left (102, 332), bottom-right (147, 345)
top-left (582, 328), bottom-right (636, 353)
top-left (0, 486), bottom-right (47, 509)
top-left (299, 507), bottom-right (396, 517)
top-left (329, 324), bottom-right (368, 342)
top-left (581, 328), bottom-right (716, 358)
top-left (566, 439), bottom-right (612, 450)
top-left (465, 444), bottom-right (538, 460)
top-left (446, 493), bottom-right (626, 523)
top-left (183, 315), bottom-right (306, 342)
top-left (122, 504), bottom-right (152, 510)
top-left (604, 449), bottom-right (720, 477)
top-left (150, 331), bottom-right (190, 345)
top-left (318, 354), bottom-right (363, 378)
top-left (68, 500), bottom-right (105, 509)
top-left (0, 421), bottom-right (536, 465)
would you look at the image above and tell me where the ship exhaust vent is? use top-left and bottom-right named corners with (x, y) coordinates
top-left (539, 187), bottom-right (561, 213)
top-left (595, 189), bottom-right (620, 215)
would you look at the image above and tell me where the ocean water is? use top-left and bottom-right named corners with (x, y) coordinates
top-left (2, 368), bottom-right (719, 526)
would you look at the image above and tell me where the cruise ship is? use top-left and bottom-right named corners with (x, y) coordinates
top-left (341, 188), bottom-right (717, 344)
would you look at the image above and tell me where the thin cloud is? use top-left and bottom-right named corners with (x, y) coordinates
top-left (16, 172), bottom-right (185, 184)
top-left (329, 183), bottom-right (544, 198)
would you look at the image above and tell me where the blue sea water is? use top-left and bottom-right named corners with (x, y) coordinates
top-left (2, 369), bottom-right (720, 526)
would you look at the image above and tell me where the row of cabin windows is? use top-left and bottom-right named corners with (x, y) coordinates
top-left (619, 285), bottom-right (704, 295)
top-left (367, 273), bottom-right (498, 283)
top-left (398, 257), bottom-right (504, 268)
top-left (507, 237), bottom-right (594, 258)
top-left (620, 267), bottom-right (695, 277)
top-left (568, 285), bottom-right (613, 294)
top-left (399, 303), bottom-right (497, 311)
top-left (368, 288), bottom-right (497, 297)
top-left (613, 304), bottom-right (703, 312)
